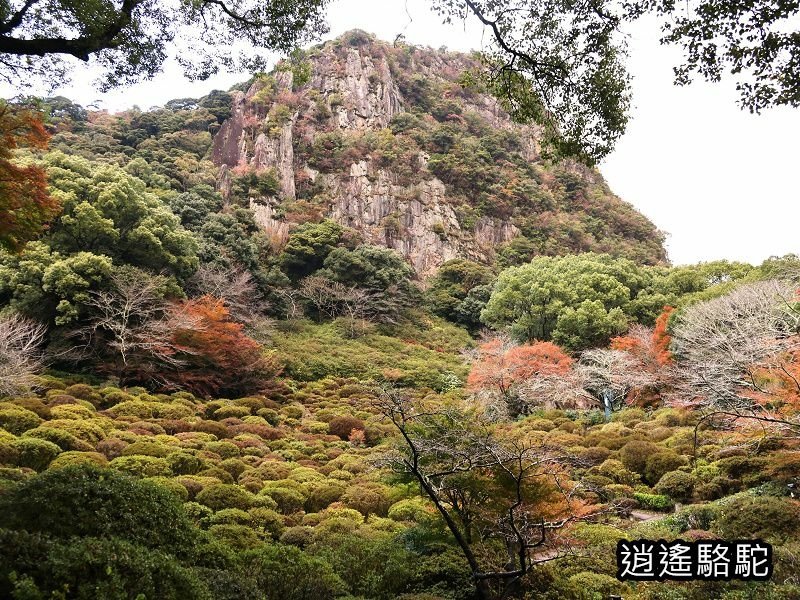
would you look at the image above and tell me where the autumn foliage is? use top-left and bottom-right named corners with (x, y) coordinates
top-left (0, 102), bottom-right (60, 251)
top-left (611, 306), bottom-right (674, 367)
top-left (166, 296), bottom-right (282, 397)
top-left (468, 338), bottom-right (573, 396)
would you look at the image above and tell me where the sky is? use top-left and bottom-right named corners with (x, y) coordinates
top-left (5, 0), bottom-right (799, 266)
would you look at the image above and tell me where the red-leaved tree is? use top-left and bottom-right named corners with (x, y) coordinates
top-left (165, 296), bottom-right (282, 397)
top-left (0, 102), bottom-right (60, 251)
top-left (468, 337), bottom-right (573, 398)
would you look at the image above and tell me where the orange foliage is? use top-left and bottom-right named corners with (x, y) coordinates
top-left (167, 296), bottom-right (282, 397)
top-left (468, 339), bottom-right (572, 395)
top-left (652, 306), bottom-right (674, 365)
top-left (610, 306), bottom-right (674, 366)
top-left (0, 103), bottom-right (60, 250)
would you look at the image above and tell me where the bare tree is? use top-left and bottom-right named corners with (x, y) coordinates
top-left (188, 263), bottom-right (268, 326)
top-left (515, 372), bottom-right (595, 414)
top-left (0, 313), bottom-right (47, 396)
top-left (376, 388), bottom-right (588, 600)
top-left (576, 348), bottom-right (659, 418)
top-left (298, 275), bottom-right (370, 337)
top-left (670, 279), bottom-right (800, 446)
top-left (77, 270), bottom-right (203, 383)
top-left (670, 279), bottom-right (800, 411)
top-left (274, 287), bottom-right (305, 320)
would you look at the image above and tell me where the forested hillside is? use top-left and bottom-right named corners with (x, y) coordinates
top-left (1, 30), bottom-right (799, 600)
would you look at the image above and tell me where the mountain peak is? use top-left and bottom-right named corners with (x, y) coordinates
top-left (209, 33), bottom-right (666, 275)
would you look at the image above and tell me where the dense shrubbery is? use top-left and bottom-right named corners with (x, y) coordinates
top-left (0, 371), bottom-right (797, 598)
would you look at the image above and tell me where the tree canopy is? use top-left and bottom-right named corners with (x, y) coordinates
top-left (1, 1), bottom-right (797, 161)
top-left (0, 0), bottom-right (328, 89)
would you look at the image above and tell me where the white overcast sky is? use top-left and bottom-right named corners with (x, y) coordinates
top-left (4, 0), bottom-right (799, 266)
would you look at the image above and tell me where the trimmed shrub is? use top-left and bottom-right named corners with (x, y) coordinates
top-left (0, 532), bottom-right (211, 600)
top-left (209, 524), bottom-right (263, 550)
top-left (196, 483), bottom-right (255, 511)
top-left (713, 495), bottom-right (800, 543)
top-left (121, 440), bottom-right (172, 458)
top-left (0, 406), bottom-right (42, 435)
top-left (262, 486), bottom-right (306, 514)
top-left (146, 476), bottom-right (191, 502)
top-left (618, 440), bottom-right (659, 476)
top-left (23, 427), bottom-right (93, 452)
top-left (241, 544), bottom-right (347, 600)
top-left (40, 419), bottom-right (106, 444)
top-left (633, 492), bottom-right (674, 512)
top-left (654, 471), bottom-right (696, 503)
top-left (248, 507), bottom-right (285, 539)
top-left (644, 451), bottom-right (688, 486)
top-left (109, 455), bottom-right (172, 477)
top-left (279, 525), bottom-right (315, 548)
top-left (340, 483), bottom-right (393, 517)
top-left (209, 508), bottom-right (252, 526)
top-left (167, 451), bottom-right (205, 475)
top-left (48, 451), bottom-right (108, 470)
top-left (13, 438), bottom-right (61, 471)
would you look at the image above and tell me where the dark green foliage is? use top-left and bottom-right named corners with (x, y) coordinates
top-left (0, 465), bottom-right (198, 553)
top-left (279, 220), bottom-right (345, 280)
top-left (482, 253), bottom-right (649, 347)
top-left (196, 484), bottom-right (254, 511)
top-left (654, 471), bottom-right (696, 502)
top-left (197, 210), bottom-right (262, 271)
top-left (45, 153), bottom-right (199, 279)
top-left (169, 187), bottom-right (224, 231)
top-left (240, 544), bottom-right (347, 600)
top-left (426, 259), bottom-right (494, 330)
top-left (12, 438), bottom-right (61, 471)
top-left (0, 531), bottom-right (211, 600)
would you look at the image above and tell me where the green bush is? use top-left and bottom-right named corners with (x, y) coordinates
top-left (0, 465), bottom-right (199, 552)
top-left (48, 451), bottom-right (108, 470)
top-left (666, 504), bottom-right (719, 533)
top-left (0, 407), bottom-right (42, 435)
top-left (121, 439), bottom-right (172, 457)
top-left (0, 531), bottom-right (211, 600)
top-left (248, 507), bottom-right (285, 539)
top-left (567, 572), bottom-right (625, 600)
top-left (146, 476), bottom-right (191, 502)
top-left (196, 484), bottom-right (254, 511)
top-left (209, 523), bottom-right (263, 550)
top-left (23, 427), bottom-right (93, 452)
top-left (209, 508), bottom-right (252, 526)
top-left (110, 455), bottom-right (172, 477)
top-left (654, 471), bottom-right (696, 503)
top-left (262, 486), bottom-right (306, 514)
top-left (713, 495), bottom-right (800, 543)
top-left (13, 438), bottom-right (62, 471)
top-left (279, 525), bottom-right (315, 548)
top-left (633, 492), bottom-right (674, 512)
top-left (305, 481), bottom-right (346, 512)
top-left (644, 451), bottom-right (688, 486)
top-left (39, 419), bottom-right (106, 444)
top-left (167, 451), bottom-right (205, 475)
top-left (240, 544), bottom-right (347, 600)
top-left (618, 440), bottom-right (659, 476)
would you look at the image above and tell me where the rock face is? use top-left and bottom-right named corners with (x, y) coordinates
top-left (211, 30), bottom-right (665, 276)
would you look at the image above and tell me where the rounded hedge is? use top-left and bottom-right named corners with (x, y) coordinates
top-left (0, 464), bottom-right (199, 553)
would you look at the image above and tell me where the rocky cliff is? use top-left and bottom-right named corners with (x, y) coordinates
top-left (211, 30), bottom-right (666, 275)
